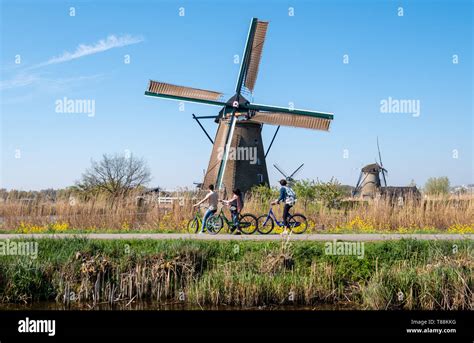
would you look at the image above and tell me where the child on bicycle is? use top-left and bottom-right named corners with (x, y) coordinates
top-left (222, 188), bottom-right (243, 234)
top-left (271, 179), bottom-right (296, 232)
top-left (193, 184), bottom-right (218, 234)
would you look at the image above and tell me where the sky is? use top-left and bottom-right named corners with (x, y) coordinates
top-left (1, 0), bottom-right (472, 191)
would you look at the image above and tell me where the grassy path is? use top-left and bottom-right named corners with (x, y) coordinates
top-left (1, 233), bottom-right (472, 241)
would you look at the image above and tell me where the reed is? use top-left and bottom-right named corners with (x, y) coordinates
top-left (1, 192), bottom-right (472, 233)
top-left (0, 239), bottom-right (471, 310)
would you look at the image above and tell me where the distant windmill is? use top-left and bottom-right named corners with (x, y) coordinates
top-left (274, 163), bottom-right (304, 185)
top-left (352, 139), bottom-right (422, 200)
top-left (352, 138), bottom-right (388, 198)
top-left (145, 18), bottom-right (334, 195)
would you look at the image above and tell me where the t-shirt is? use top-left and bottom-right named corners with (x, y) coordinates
top-left (208, 191), bottom-right (218, 210)
top-left (229, 194), bottom-right (243, 212)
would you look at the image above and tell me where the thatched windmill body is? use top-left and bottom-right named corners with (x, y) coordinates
top-left (145, 18), bottom-right (334, 194)
top-left (353, 163), bottom-right (386, 198)
top-left (353, 138), bottom-right (388, 198)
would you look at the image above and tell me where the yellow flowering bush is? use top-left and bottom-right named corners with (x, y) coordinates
top-left (51, 222), bottom-right (69, 232)
top-left (17, 222), bottom-right (47, 233)
top-left (17, 221), bottom-right (69, 233)
top-left (447, 223), bottom-right (474, 234)
top-left (329, 216), bottom-right (376, 233)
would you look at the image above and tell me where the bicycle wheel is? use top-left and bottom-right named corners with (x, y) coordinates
top-left (238, 214), bottom-right (258, 234)
top-left (257, 215), bottom-right (274, 234)
top-left (187, 218), bottom-right (200, 234)
top-left (288, 214), bottom-right (308, 234)
top-left (206, 214), bottom-right (224, 234)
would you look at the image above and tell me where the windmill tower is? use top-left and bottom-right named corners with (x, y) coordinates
top-left (353, 138), bottom-right (388, 198)
top-left (353, 163), bottom-right (385, 198)
top-left (145, 18), bottom-right (334, 195)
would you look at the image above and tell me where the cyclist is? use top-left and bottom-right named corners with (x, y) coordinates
top-left (271, 179), bottom-right (296, 232)
top-left (193, 184), bottom-right (218, 234)
top-left (222, 188), bottom-right (243, 234)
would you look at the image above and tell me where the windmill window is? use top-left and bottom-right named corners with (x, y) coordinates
top-left (257, 174), bottom-right (263, 183)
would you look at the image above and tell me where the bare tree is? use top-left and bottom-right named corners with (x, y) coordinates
top-left (77, 154), bottom-right (151, 198)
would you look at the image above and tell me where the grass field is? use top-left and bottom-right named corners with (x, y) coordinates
top-left (0, 238), bottom-right (472, 310)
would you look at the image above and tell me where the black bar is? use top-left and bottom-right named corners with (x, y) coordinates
top-left (193, 115), bottom-right (218, 119)
top-left (192, 113), bottom-right (214, 144)
top-left (0, 310), bottom-right (472, 340)
top-left (265, 125), bottom-right (280, 158)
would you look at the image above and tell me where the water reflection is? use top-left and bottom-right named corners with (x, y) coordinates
top-left (0, 301), bottom-right (357, 311)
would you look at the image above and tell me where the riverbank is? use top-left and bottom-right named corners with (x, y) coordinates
top-left (0, 238), bottom-right (472, 310)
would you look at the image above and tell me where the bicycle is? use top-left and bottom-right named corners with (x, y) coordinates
top-left (257, 205), bottom-right (308, 234)
top-left (187, 206), bottom-right (216, 233)
top-left (206, 205), bottom-right (258, 235)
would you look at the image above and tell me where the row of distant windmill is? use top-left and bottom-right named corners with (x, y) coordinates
top-left (144, 17), bottom-right (419, 200)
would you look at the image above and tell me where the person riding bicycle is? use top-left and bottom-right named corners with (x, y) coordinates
top-left (193, 184), bottom-right (218, 234)
top-left (222, 188), bottom-right (243, 234)
top-left (271, 179), bottom-right (296, 232)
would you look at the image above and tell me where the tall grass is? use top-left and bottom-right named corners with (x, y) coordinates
top-left (0, 239), bottom-right (472, 309)
top-left (1, 191), bottom-right (473, 232)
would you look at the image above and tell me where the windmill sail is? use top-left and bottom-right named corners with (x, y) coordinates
top-left (289, 163), bottom-right (304, 179)
top-left (146, 81), bottom-right (225, 106)
top-left (377, 137), bottom-right (388, 187)
top-left (273, 164), bottom-right (289, 179)
top-left (247, 103), bottom-right (333, 131)
top-left (235, 19), bottom-right (269, 94)
top-left (250, 111), bottom-right (331, 131)
top-left (244, 21), bottom-right (268, 92)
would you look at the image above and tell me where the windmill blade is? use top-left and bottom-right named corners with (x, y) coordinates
top-left (353, 171), bottom-right (364, 196)
top-left (244, 20), bottom-right (268, 92)
top-left (273, 164), bottom-right (289, 178)
top-left (235, 18), bottom-right (269, 94)
top-left (248, 103), bottom-right (333, 120)
top-left (289, 163), bottom-right (304, 179)
top-left (145, 80), bottom-right (226, 106)
top-left (381, 168), bottom-right (388, 187)
top-left (376, 138), bottom-right (387, 187)
top-left (376, 137), bottom-right (384, 168)
top-left (249, 108), bottom-right (332, 131)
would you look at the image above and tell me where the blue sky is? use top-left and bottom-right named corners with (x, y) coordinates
top-left (1, 0), bottom-right (472, 191)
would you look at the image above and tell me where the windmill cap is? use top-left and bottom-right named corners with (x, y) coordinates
top-left (362, 163), bottom-right (384, 173)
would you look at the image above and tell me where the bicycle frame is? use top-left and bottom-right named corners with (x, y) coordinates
top-left (216, 206), bottom-right (236, 228)
top-left (261, 207), bottom-right (291, 227)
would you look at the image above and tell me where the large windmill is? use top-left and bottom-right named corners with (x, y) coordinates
top-left (145, 18), bottom-right (334, 194)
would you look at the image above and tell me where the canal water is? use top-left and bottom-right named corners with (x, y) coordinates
top-left (0, 301), bottom-right (357, 311)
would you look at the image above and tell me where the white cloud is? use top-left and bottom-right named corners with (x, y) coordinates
top-left (40, 34), bottom-right (143, 66)
top-left (0, 73), bottom-right (40, 91)
top-left (1, 34), bottom-right (142, 91)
